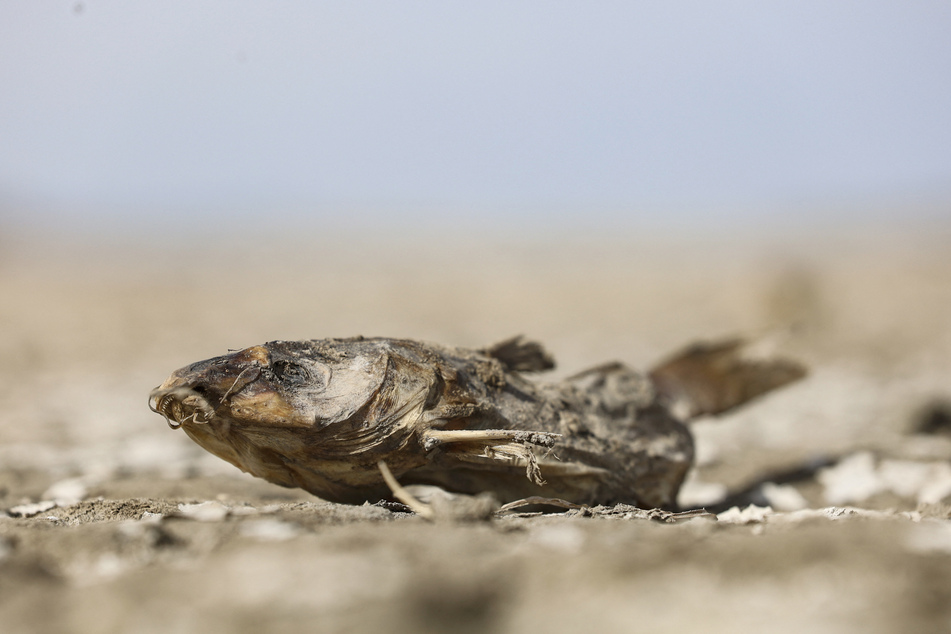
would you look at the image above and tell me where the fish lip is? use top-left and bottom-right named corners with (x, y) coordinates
top-left (148, 386), bottom-right (217, 430)
top-left (149, 363), bottom-right (264, 429)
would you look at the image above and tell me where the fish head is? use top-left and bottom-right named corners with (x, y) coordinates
top-left (148, 339), bottom-right (391, 431)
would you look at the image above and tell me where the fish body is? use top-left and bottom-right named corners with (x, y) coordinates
top-left (149, 336), bottom-right (804, 508)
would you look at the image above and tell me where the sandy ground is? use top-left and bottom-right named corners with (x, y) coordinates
top-left (2, 219), bottom-right (951, 633)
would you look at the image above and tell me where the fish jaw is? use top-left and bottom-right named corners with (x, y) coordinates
top-left (148, 345), bottom-right (307, 430)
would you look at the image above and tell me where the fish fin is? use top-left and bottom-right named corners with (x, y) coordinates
top-left (420, 428), bottom-right (559, 452)
top-left (648, 337), bottom-right (807, 419)
top-left (420, 428), bottom-right (561, 485)
top-left (481, 336), bottom-right (556, 373)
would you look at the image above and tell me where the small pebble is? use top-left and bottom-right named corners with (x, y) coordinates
top-left (177, 501), bottom-right (230, 522)
top-left (758, 482), bottom-right (809, 511)
top-left (8, 500), bottom-right (57, 518)
top-left (42, 477), bottom-right (89, 506)
top-left (717, 504), bottom-right (774, 524)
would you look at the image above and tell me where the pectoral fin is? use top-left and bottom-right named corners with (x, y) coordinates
top-left (419, 428), bottom-right (561, 485)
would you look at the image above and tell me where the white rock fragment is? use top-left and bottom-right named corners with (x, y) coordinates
top-left (819, 453), bottom-right (951, 506)
top-left (177, 501), bottom-right (230, 522)
top-left (717, 504), bottom-right (774, 524)
top-left (879, 460), bottom-right (934, 498)
top-left (818, 452), bottom-right (883, 505)
top-left (7, 500), bottom-right (57, 518)
top-left (768, 508), bottom-right (827, 523)
top-left (827, 506), bottom-right (908, 520)
top-left (920, 480), bottom-right (951, 505)
top-left (42, 477), bottom-right (89, 506)
top-left (914, 463), bottom-right (951, 504)
top-left (757, 482), bottom-right (809, 511)
top-left (712, 505), bottom-right (927, 525)
top-left (904, 521), bottom-right (951, 554)
top-left (677, 476), bottom-right (728, 508)
top-left (823, 506), bottom-right (863, 519)
top-left (770, 507), bottom-right (832, 523)
top-left (239, 519), bottom-right (301, 542)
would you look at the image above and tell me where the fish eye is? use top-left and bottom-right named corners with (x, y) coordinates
top-left (271, 360), bottom-right (311, 385)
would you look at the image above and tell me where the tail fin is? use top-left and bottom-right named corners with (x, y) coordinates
top-left (648, 338), bottom-right (806, 420)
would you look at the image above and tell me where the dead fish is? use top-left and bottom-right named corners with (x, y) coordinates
top-left (149, 336), bottom-right (805, 509)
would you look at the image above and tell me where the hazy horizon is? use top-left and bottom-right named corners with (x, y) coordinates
top-left (2, 2), bottom-right (950, 236)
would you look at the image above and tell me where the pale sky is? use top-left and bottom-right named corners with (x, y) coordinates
top-left (1, 2), bottom-right (950, 232)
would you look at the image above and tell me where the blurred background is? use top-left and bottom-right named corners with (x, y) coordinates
top-left (2, 1), bottom-right (949, 238)
top-left (1, 1), bottom-right (950, 425)
top-left (2, 5), bottom-right (951, 632)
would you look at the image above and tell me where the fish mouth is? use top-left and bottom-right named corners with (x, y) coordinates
top-left (149, 363), bottom-right (264, 429)
top-left (148, 386), bottom-right (217, 429)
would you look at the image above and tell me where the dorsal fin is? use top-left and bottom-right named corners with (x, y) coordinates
top-left (481, 336), bottom-right (556, 373)
top-left (648, 337), bottom-right (806, 419)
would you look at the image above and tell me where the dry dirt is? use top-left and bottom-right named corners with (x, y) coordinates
top-left (2, 221), bottom-right (951, 633)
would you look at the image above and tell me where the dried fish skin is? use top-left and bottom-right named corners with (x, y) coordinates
top-left (149, 336), bottom-right (803, 508)
top-left (150, 339), bottom-right (442, 502)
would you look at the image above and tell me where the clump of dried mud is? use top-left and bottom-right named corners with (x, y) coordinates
top-left (2, 224), bottom-right (951, 633)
